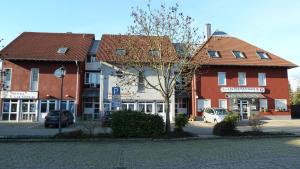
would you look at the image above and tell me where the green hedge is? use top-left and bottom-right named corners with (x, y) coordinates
top-left (213, 112), bottom-right (240, 136)
top-left (111, 110), bottom-right (164, 138)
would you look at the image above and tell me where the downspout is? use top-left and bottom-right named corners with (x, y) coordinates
top-left (99, 61), bottom-right (104, 116)
top-left (193, 71), bottom-right (197, 118)
top-left (75, 60), bottom-right (79, 123)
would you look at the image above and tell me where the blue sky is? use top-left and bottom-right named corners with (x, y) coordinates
top-left (1, 0), bottom-right (300, 90)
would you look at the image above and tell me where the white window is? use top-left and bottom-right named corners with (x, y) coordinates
top-left (258, 73), bottom-right (266, 86)
top-left (138, 103), bottom-right (153, 113)
top-left (30, 68), bottom-right (39, 91)
top-left (156, 103), bottom-right (164, 113)
top-left (259, 99), bottom-right (268, 111)
top-left (197, 99), bottom-right (211, 112)
top-left (121, 103), bottom-right (135, 111)
top-left (207, 50), bottom-right (220, 58)
top-left (149, 49), bottom-right (160, 57)
top-left (40, 100), bottom-right (57, 113)
top-left (238, 72), bottom-right (246, 86)
top-left (219, 99), bottom-right (227, 109)
top-left (138, 72), bottom-right (145, 92)
top-left (256, 51), bottom-right (270, 59)
top-left (87, 55), bottom-right (97, 63)
top-left (3, 68), bottom-right (12, 90)
top-left (85, 72), bottom-right (100, 85)
top-left (232, 50), bottom-right (246, 59)
top-left (218, 72), bottom-right (226, 85)
top-left (275, 99), bottom-right (287, 111)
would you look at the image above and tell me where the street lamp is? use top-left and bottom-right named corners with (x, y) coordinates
top-left (54, 66), bottom-right (66, 134)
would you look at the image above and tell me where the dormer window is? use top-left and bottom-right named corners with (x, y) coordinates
top-left (57, 47), bottom-right (68, 54)
top-left (149, 49), bottom-right (160, 57)
top-left (232, 50), bottom-right (246, 59)
top-left (87, 55), bottom-right (97, 63)
top-left (115, 48), bottom-right (126, 56)
top-left (256, 51), bottom-right (270, 59)
top-left (207, 50), bottom-right (220, 58)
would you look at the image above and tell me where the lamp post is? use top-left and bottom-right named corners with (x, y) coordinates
top-left (54, 66), bottom-right (66, 134)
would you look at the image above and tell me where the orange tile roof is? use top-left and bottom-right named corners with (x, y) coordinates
top-left (0, 32), bottom-right (94, 61)
top-left (97, 34), bottom-right (177, 63)
top-left (193, 35), bottom-right (298, 68)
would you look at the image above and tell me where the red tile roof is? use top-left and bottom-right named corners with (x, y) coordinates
top-left (0, 32), bottom-right (94, 61)
top-left (193, 35), bottom-right (298, 68)
top-left (97, 34), bottom-right (177, 63)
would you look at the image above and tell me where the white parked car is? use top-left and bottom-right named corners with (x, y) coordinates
top-left (203, 108), bottom-right (228, 124)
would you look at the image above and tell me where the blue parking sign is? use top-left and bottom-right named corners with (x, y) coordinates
top-left (112, 87), bottom-right (120, 96)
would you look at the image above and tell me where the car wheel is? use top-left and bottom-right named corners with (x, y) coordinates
top-left (203, 117), bottom-right (207, 123)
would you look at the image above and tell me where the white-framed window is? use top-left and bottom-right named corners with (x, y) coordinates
top-left (3, 68), bottom-right (12, 90)
top-left (85, 72), bottom-right (100, 85)
top-left (258, 73), bottom-right (266, 86)
top-left (138, 102), bottom-right (153, 113)
top-left (156, 103), bottom-right (164, 113)
top-left (259, 99), bottom-right (268, 112)
top-left (218, 72), bottom-right (226, 85)
top-left (275, 99), bottom-right (287, 111)
top-left (40, 100), bottom-right (57, 113)
top-left (138, 72), bottom-right (145, 92)
top-left (207, 50), bottom-right (220, 58)
top-left (59, 100), bottom-right (75, 113)
top-left (30, 68), bottom-right (39, 91)
top-left (219, 99), bottom-right (227, 109)
top-left (197, 99), bottom-right (211, 112)
top-left (104, 103), bottom-right (111, 111)
top-left (232, 50), bottom-right (246, 59)
top-left (121, 102), bottom-right (135, 111)
top-left (87, 55), bottom-right (97, 63)
top-left (149, 49), bottom-right (160, 57)
top-left (238, 72), bottom-right (246, 86)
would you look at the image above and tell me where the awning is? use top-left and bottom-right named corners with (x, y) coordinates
top-left (82, 90), bottom-right (99, 97)
top-left (225, 93), bottom-right (265, 99)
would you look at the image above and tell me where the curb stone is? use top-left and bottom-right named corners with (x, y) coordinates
top-left (0, 134), bottom-right (299, 143)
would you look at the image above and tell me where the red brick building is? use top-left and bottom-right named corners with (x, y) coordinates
top-left (191, 31), bottom-right (298, 119)
top-left (0, 32), bottom-right (94, 122)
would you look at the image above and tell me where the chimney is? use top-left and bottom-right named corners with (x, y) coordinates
top-left (204, 23), bottom-right (211, 41)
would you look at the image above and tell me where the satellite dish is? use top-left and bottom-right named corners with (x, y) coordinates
top-left (54, 67), bottom-right (66, 78)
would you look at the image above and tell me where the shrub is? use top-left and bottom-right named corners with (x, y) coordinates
top-left (111, 110), bottom-right (164, 138)
top-left (175, 113), bottom-right (188, 132)
top-left (213, 112), bottom-right (240, 136)
top-left (249, 114), bottom-right (263, 132)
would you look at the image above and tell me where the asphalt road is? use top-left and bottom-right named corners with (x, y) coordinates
top-left (0, 138), bottom-right (299, 169)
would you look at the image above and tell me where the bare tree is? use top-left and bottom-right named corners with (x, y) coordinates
top-left (115, 2), bottom-right (203, 133)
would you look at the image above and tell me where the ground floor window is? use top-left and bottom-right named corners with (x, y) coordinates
top-left (219, 99), bottom-right (227, 109)
top-left (40, 100), bottom-right (57, 113)
top-left (2, 99), bottom-right (18, 121)
top-left (259, 99), bottom-right (268, 112)
top-left (21, 100), bottom-right (38, 121)
top-left (156, 103), bottom-right (164, 113)
top-left (83, 97), bottom-right (100, 120)
top-left (121, 102), bottom-right (135, 111)
top-left (275, 99), bottom-right (287, 111)
top-left (197, 99), bottom-right (211, 112)
top-left (138, 103), bottom-right (153, 114)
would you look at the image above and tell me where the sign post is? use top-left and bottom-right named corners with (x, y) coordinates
top-left (111, 87), bottom-right (121, 109)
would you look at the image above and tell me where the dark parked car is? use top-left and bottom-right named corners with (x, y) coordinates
top-left (101, 111), bottom-right (112, 127)
top-left (44, 110), bottom-right (74, 128)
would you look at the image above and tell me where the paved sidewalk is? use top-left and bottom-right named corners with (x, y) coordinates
top-left (185, 120), bottom-right (300, 136)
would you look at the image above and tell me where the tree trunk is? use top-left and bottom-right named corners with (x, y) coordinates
top-left (165, 96), bottom-right (171, 134)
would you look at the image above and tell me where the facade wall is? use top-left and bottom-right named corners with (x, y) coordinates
top-left (1, 60), bottom-right (83, 121)
top-left (193, 66), bottom-right (290, 116)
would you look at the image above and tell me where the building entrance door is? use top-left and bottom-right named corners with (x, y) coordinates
top-left (239, 100), bottom-right (249, 120)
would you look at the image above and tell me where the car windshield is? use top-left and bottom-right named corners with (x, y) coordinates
top-left (214, 109), bottom-right (228, 115)
top-left (48, 111), bottom-right (59, 116)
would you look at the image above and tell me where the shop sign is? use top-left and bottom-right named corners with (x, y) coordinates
top-left (0, 91), bottom-right (38, 99)
top-left (220, 87), bottom-right (265, 93)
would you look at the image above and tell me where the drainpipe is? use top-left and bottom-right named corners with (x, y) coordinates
top-left (99, 61), bottom-right (104, 116)
top-left (75, 60), bottom-right (79, 123)
top-left (193, 71), bottom-right (197, 118)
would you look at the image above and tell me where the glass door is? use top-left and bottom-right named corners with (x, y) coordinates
top-left (239, 100), bottom-right (249, 120)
